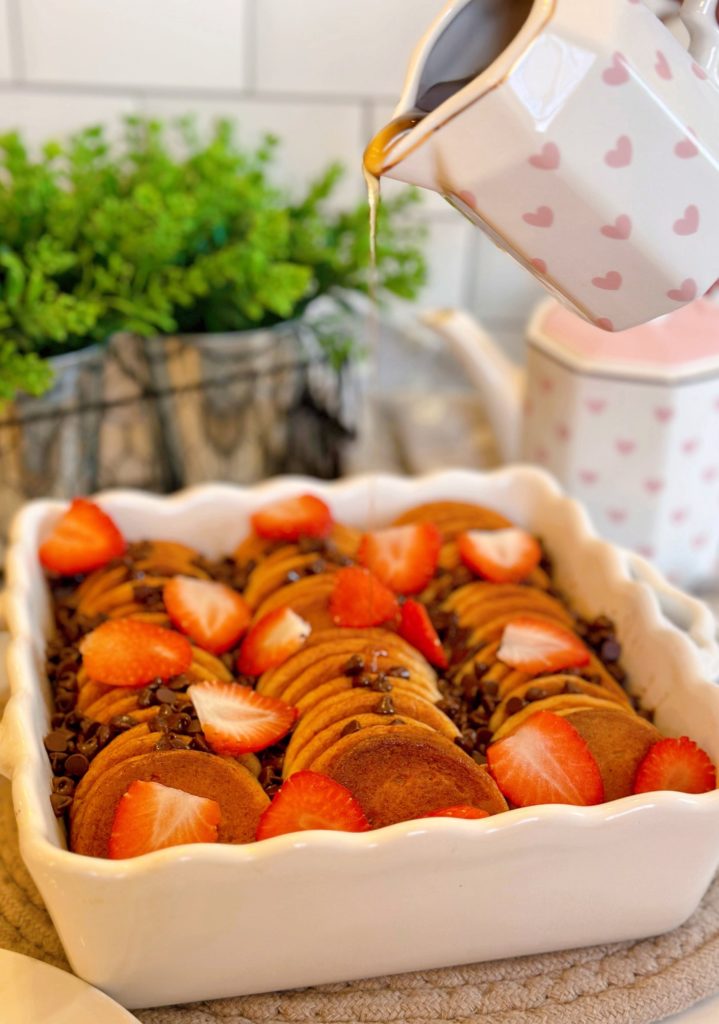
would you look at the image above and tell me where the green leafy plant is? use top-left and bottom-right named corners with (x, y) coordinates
top-left (0, 117), bottom-right (426, 401)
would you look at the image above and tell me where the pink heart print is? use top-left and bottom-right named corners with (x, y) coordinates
top-left (636, 544), bottom-right (655, 559)
top-left (540, 377), bottom-right (554, 393)
top-left (615, 438), bottom-right (636, 455)
top-left (603, 52), bottom-right (630, 86)
top-left (593, 271), bottom-right (623, 291)
top-left (667, 278), bottom-right (698, 302)
top-left (529, 142), bottom-right (560, 170)
top-left (555, 423), bottom-right (571, 442)
top-left (585, 398), bottom-right (606, 414)
top-left (702, 467), bottom-right (719, 482)
top-left (605, 136), bottom-right (633, 168)
top-left (523, 206), bottom-right (554, 228)
top-left (644, 478), bottom-right (664, 494)
top-left (458, 190), bottom-right (477, 209)
top-left (530, 257), bottom-right (547, 274)
top-left (654, 405), bottom-right (674, 422)
top-left (655, 51), bottom-right (672, 80)
top-left (607, 508), bottom-right (627, 524)
top-left (671, 508), bottom-right (689, 523)
top-left (534, 446), bottom-right (549, 464)
top-left (682, 438), bottom-right (700, 454)
top-left (692, 62), bottom-right (707, 80)
top-left (595, 317), bottom-right (615, 332)
top-left (675, 132), bottom-right (699, 159)
top-left (601, 215), bottom-right (632, 240)
top-left (579, 469), bottom-right (598, 485)
top-left (692, 534), bottom-right (709, 550)
top-left (674, 204), bottom-right (700, 236)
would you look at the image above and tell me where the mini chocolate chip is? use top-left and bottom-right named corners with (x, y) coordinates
top-left (471, 751), bottom-right (488, 765)
top-left (186, 719), bottom-right (204, 734)
top-left (191, 734), bottom-right (211, 754)
top-left (476, 728), bottom-right (493, 746)
top-left (96, 725), bottom-right (111, 748)
top-left (76, 737), bottom-right (99, 759)
top-left (64, 753), bottom-right (89, 778)
top-left (44, 730), bottom-right (74, 753)
top-left (52, 776), bottom-right (75, 795)
top-left (168, 734), bottom-right (193, 749)
top-left (155, 687), bottom-right (177, 705)
top-left (482, 679), bottom-right (499, 697)
top-left (49, 752), bottom-right (67, 773)
top-left (352, 675), bottom-right (373, 689)
top-left (388, 717), bottom-right (406, 726)
top-left (473, 662), bottom-right (490, 681)
top-left (341, 719), bottom-right (361, 737)
top-left (386, 665), bottom-right (410, 679)
top-left (525, 686), bottom-right (547, 702)
top-left (155, 735), bottom-right (175, 751)
top-left (137, 688), bottom-right (156, 708)
top-left (309, 559), bottom-right (326, 574)
top-left (505, 696), bottom-right (524, 716)
top-left (50, 793), bottom-right (73, 816)
top-left (110, 714), bottom-right (137, 732)
top-left (54, 694), bottom-right (76, 713)
top-left (50, 713), bottom-right (67, 730)
top-left (165, 712), bottom-right (192, 734)
top-left (171, 695), bottom-right (192, 713)
top-left (285, 569), bottom-right (302, 583)
top-left (376, 695), bottom-right (395, 715)
top-left (600, 639), bottom-right (621, 662)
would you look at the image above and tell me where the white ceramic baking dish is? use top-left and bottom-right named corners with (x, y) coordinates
top-left (3, 469), bottom-right (719, 1011)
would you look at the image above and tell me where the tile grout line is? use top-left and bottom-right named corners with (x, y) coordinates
top-left (0, 78), bottom-right (400, 107)
top-left (5, 0), bottom-right (25, 82)
top-left (243, 0), bottom-right (258, 93)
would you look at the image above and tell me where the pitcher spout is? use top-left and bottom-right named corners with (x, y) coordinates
top-left (422, 309), bottom-right (524, 463)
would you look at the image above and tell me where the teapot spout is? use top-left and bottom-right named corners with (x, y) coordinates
top-left (423, 308), bottom-right (524, 463)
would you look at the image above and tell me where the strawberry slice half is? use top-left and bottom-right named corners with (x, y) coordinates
top-left (188, 680), bottom-right (297, 755)
top-left (426, 805), bottom-right (490, 819)
top-left (497, 616), bottom-right (589, 674)
top-left (256, 770), bottom-right (370, 840)
top-left (109, 780), bottom-right (221, 859)
top-left (237, 606), bottom-right (311, 676)
top-left (329, 566), bottom-right (399, 628)
top-left (633, 736), bottom-right (717, 795)
top-left (80, 619), bottom-right (193, 688)
top-left (399, 599), bottom-right (448, 669)
top-left (458, 528), bottom-right (542, 584)
top-left (164, 576), bottom-right (251, 655)
top-left (487, 710), bottom-right (604, 807)
top-left (358, 523), bottom-right (441, 594)
top-left (251, 494), bottom-right (333, 541)
top-left (39, 498), bottom-right (126, 575)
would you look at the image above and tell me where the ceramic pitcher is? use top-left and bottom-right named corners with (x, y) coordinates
top-left (425, 299), bottom-right (719, 588)
top-left (367, 0), bottom-right (719, 331)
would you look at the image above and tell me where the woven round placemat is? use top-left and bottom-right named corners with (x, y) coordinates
top-left (2, 779), bottom-right (719, 1024)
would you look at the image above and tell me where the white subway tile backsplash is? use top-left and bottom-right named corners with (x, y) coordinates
top-left (0, 90), bottom-right (138, 146)
top-left (472, 234), bottom-right (545, 330)
top-left (142, 96), bottom-right (364, 210)
top-left (20, 0), bottom-right (248, 90)
top-left (256, 0), bottom-right (442, 98)
top-left (391, 218), bottom-right (475, 322)
top-left (0, 0), bottom-right (12, 81)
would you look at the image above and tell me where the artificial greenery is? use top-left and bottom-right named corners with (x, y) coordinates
top-left (0, 116), bottom-right (426, 401)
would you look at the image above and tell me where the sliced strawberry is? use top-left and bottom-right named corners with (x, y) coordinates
top-left (358, 523), bottom-right (441, 594)
top-left (497, 616), bottom-right (589, 674)
top-left (251, 494), bottom-right (332, 541)
top-left (633, 736), bottom-right (716, 795)
top-left (80, 619), bottom-right (193, 687)
top-left (188, 680), bottom-right (297, 755)
top-left (458, 528), bottom-right (542, 584)
top-left (164, 576), bottom-right (251, 655)
top-left (256, 770), bottom-right (370, 840)
top-left (399, 599), bottom-right (448, 669)
top-left (109, 780), bottom-right (221, 859)
top-left (39, 498), bottom-right (126, 575)
top-left (487, 710), bottom-right (604, 807)
top-left (237, 606), bottom-right (311, 676)
top-left (426, 805), bottom-right (490, 819)
top-left (329, 566), bottom-right (399, 628)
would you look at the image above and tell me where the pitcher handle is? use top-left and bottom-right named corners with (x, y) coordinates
top-left (681, 0), bottom-right (719, 84)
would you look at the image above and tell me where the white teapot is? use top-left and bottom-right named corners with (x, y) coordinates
top-left (425, 299), bottom-right (719, 587)
top-left (367, 0), bottom-right (719, 331)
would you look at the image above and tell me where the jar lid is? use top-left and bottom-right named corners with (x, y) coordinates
top-left (530, 298), bottom-right (719, 378)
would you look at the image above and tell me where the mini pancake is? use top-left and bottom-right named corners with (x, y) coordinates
top-left (71, 750), bottom-right (269, 857)
top-left (434, 545), bottom-right (551, 590)
top-left (497, 653), bottom-right (630, 704)
top-left (187, 647), bottom-right (233, 681)
top-left (286, 688), bottom-right (460, 767)
top-left (252, 574), bottom-right (337, 631)
top-left (72, 564), bottom-right (129, 611)
top-left (134, 540), bottom-right (206, 576)
top-left (84, 692), bottom-right (145, 723)
top-left (489, 675), bottom-right (632, 732)
top-left (80, 575), bottom-right (170, 618)
top-left (277, 653), bottom-right (440, 707)
top-left (311, 723), bottom-right (508, 828)
top-left (491, 694), bottom-right (631, 741)
top-left (285, 714), bottom-right (435, 777)
top-left (558, 707), bottom-right (662, 802)
top-left (233, 523), bottom-right (361, 567)
top-left (445, 585), bottom-right (573, 628)
top-left (257, 630), bottom-right (435, 698)
top-left (392, 502), bottom-right (513, 533)
top-left (244, 553), bottom-right (338, 610)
